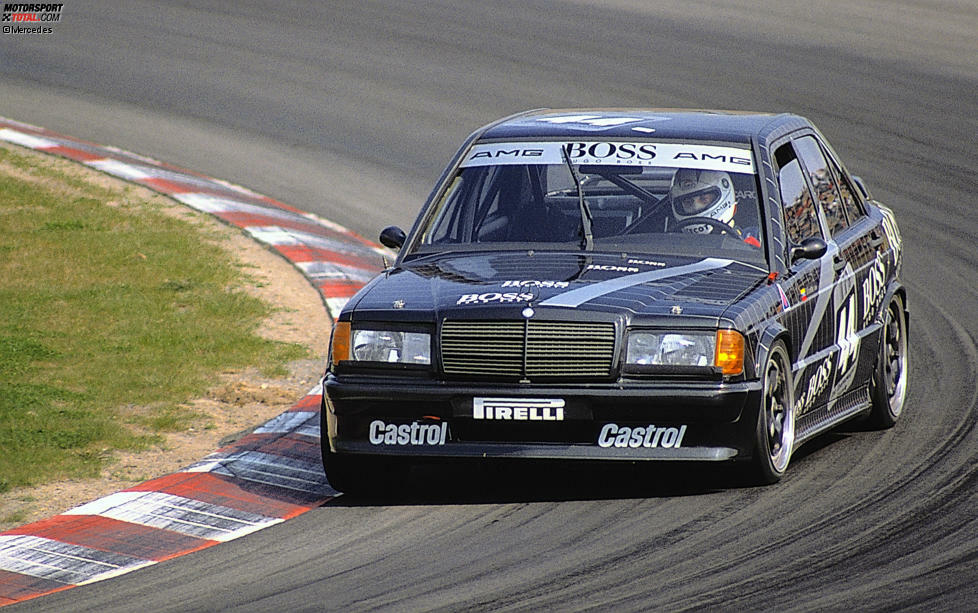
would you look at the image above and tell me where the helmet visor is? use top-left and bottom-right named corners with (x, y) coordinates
top-left (676, 187), bottom-right (721, 215)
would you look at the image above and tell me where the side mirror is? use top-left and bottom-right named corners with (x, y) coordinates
top-left (379, 226), bottom-right (406, 250)
top-left (790, 236), bottom-right (827, 263)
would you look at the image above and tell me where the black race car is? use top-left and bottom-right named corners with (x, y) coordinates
top-left (321, 109), bottom-right (908, 488)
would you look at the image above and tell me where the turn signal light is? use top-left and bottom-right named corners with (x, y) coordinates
top-left (715, 330), bottom-right (745, 375)
top-left (331, 321), bottom-right (351, 367)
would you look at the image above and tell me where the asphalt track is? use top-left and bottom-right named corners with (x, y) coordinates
top-left (2, 1), bottom-right (978, 610)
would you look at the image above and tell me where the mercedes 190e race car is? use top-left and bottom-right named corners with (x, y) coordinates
top-left (321, 109), bottom-right (908, 489)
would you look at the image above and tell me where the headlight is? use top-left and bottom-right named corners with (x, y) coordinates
top-left (350, 329), bottom-right (431, 365)
top-left (627, 332), bottom-right (715, 367)
top-left (626, 330), bottom-right (744, 375)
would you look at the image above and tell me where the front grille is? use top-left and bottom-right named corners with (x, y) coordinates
top-left (441, 320), bottom-right (616, 380)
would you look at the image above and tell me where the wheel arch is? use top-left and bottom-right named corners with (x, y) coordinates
top-left (883, 281), bottom-right (909, 334)
top-left (755, 323), bottom-right (795, 378)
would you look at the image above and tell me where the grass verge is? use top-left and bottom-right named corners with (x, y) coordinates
top-left (0, 143), bottom-right (308, 493)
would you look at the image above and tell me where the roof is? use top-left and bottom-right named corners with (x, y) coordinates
top-left (477, 109), bottom-right (802, 144)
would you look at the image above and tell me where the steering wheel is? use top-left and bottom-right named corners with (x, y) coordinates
top-left (671, 217), bottom-right (733, 235)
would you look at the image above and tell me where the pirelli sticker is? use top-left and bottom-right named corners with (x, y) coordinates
top-left (461, 141), bottom-right (754, 174)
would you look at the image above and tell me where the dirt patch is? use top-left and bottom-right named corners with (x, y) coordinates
top-left (0, 149), bottom-right (333, 531)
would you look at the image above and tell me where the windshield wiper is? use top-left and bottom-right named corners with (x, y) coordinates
top-left (561, 144), bottom-right (594, 251)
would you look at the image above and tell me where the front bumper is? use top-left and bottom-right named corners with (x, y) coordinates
top-left (323, 375), bottom-right (762, 462)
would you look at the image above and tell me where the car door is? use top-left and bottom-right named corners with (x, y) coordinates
top-left (794, 135), bottom-right (883, 403)
top-left (772, 141), bottom-right (838, 421)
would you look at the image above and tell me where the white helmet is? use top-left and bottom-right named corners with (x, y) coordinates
top-left (670, 169), bottom-right (737, 234)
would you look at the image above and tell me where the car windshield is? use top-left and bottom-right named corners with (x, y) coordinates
top-left (411, 140), bottom-right (765, 263)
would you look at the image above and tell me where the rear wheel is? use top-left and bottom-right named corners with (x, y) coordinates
top-left (868, 294), bottom-right (909, 428)
top-left (750, 341), bottom-right (795, 485)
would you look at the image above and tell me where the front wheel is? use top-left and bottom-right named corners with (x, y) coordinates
top-left (868, 294), bottom-right (909, 428)
top-left (750, 341), bottom-right (795, 485)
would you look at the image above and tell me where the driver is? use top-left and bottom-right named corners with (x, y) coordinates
top-left (669, 168), bottom-right (760, 247)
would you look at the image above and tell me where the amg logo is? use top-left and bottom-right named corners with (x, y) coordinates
top-left (473, 398), bottom-right (565, 421)
top-left (672, 152), bottom-right (751, 166)
top-left (469, 148), bottom-right (544, 161)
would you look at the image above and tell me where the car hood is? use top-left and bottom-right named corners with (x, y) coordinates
top-left (347, 251), bottom-right (767, 323)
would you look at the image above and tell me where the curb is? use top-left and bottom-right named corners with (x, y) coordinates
top-left (0, 118), bottom-right (385, 606)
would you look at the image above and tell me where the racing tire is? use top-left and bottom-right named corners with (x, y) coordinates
top-left (750, 340), bottom-right (795, 485)
top-left (867, 294), bottom-right (909, 429)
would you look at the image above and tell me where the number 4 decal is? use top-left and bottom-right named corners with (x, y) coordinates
top-left (837, 291), bottom-right (860, 383)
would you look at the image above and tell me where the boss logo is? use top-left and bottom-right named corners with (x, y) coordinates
top-left (457, 292), bottom-right (535, 305)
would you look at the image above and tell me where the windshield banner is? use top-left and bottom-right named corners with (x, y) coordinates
top-left (461, 141), bottom-right (754, 174)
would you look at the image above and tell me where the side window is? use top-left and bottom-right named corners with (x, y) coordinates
top-left (795, 136), bottom-right (849, 236)
top-left (423, 166), bottom-right (501, 244)
top-left (775, 143), bottom-right (823, 245)
top-left (472, 166), bottom-right (514, 241)
top-left (826, 154), bottom-right (866, 223)
top-left (423, 174), bottom-right (472, 244)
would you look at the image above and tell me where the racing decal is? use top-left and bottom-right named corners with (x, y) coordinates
top-left (473, 398), bottom-right (565, 421)
top-left (626, 258), bottom-right (666, 268)
top-left (457, 292), bottom-right (535, 305)
top-left (463, 145), bottom-right (547, 165)
top-left (461, 142), bottom-right (755, 173)
top-left (368, 420), bottom-right (448, 446)
top-left (834, 265), bottom-right (861, 392)
top-left (570, 142), bottom-right (754, 172)
top-left (880, 205), bottom-right (903, 262)
top-left (587, 264), bottom-right (640, 273)
top-left (597, 424), bottom-right (687, 449)
top-left (861, 253), bottom-right (887, 326)
top-left (795, 356), bottom-right (833, 416)
top-left (836, 294), bottom-right (858, 377)
top-left (777, 283), bottom-right (790, 311)
top-left (535, 114), bottom-right (659, 130)
top-left (564, 142), bottom-right (658, 164)
top-left (541, 258), bottom-right (732, 308)
top-left (500, 280), bottom-right (570, 289)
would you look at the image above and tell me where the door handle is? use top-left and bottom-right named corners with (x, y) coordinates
top-left (869, 230), bottom-right (885, 249)
top-left (833, 254), bottom-right (847, 272)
